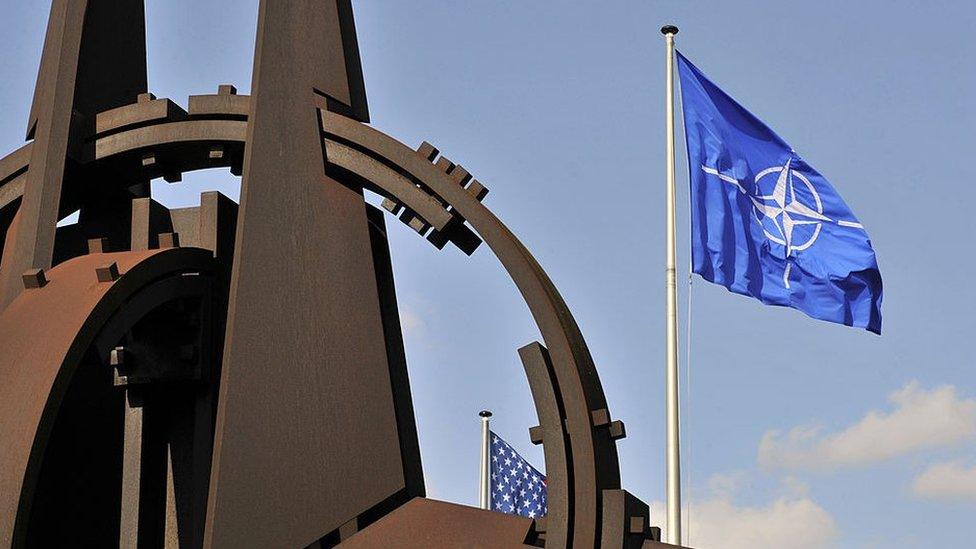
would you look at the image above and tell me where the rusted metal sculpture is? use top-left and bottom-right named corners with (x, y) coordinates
top-left (0, 1), bottom-right (686, 547)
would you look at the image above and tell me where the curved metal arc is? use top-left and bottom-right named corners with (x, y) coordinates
top-left (520, 342), bottom-right (572, 548)
top-left (0, 176), bottom-right (25, 213)
top-left (321, 110), bottom-right (621, 547)
top-left (90, 118), bottom-right (456, 238)
top-left (0, 248), bottom-right (216, 547)
top-left (0, 144), bottom-right (30, 187)
top-left (0, 145), bottom-right (31, 212)
top-left (325, 139), bottom-right (452, 231)
top-left (94, 119), bottom-right (248, 161)
top-left (0, 110), bottom-right (453, 241)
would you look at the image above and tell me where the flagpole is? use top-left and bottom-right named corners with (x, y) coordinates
top-left (479, 410), bottom-right (493, 510)
top-left (661, 24), bottom-right (682, 546)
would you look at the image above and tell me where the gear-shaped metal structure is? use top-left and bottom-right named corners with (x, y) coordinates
top-left (0, 1), bottom-right (683, 548)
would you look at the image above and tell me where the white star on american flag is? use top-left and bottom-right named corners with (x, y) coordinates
top-left (488, 430), bottom-right (548, 520)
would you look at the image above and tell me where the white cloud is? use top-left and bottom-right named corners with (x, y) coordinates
top-left (399, 297), bottom-right (440, 342)
top-left (650, 479), bottom-right (837, 549)
top-left (912, 461), bottom-right (976, 502)
top-left (399, 308), bottom-right (425, 335)
top-left (706, 470), bottom-right (749, 498)
top-left (758, 382), bottom-right (976, 471)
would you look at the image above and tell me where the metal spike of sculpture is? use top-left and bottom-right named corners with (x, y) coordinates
top-left (0, 1), bottom-right (685, 548)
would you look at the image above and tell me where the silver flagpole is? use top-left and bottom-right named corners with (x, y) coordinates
top-left (478, 410), bottom-right (493, 510)
top-left (661, 24), bottom-right (682, 546)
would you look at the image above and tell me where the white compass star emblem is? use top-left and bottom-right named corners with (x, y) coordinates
top-left (749, 159), bottom-right (831, 256)
top-left (701, 159), bottom-right (864, 288)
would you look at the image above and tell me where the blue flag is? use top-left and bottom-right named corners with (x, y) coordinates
top-left (489, 431), bottom-right (548, 518)
top-left (676, 51), bottom-right (882, 334)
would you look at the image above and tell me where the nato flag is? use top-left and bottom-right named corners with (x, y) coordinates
top-left (676, 52), bottom-right (882, 334)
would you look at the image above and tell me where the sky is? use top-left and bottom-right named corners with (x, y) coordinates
top-left (1, 1), bottom-right (975, 547)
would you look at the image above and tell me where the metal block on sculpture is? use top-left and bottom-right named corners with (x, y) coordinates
top-left (425, 216), bottom-right (482, 255)
top-left (529, 425), bottom-right (545, 444)
top-left (435, 156), bottom-right (456, 175)
top-left (449, 165), bottom-right (473, 187)
top-left (21, 269), bottom-right (47, 289)
top-left (417, 141), bottom-right (439, 162)
top-left (158, 232), bottom-right (180, 249)
top-left (407, 216), bottom-right (430, 235)
top-left (110, 346), bottom-right (126, 368)
top-left (609, 420), bottom-right (627, 440)
top-left (382, 197), bottom-right (404, 215)
top-left (95, 262), bottom-right (120, 283)
top-left (188, 90), bottom-right (250, 119)
top-left (465, 179), bottom-right (489, 201)
top-left (87, 238), bottom-right (107, 254)
top-left (591, 408), bottom-right (612, 427)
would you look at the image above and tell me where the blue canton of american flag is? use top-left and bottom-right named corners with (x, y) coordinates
top-left (490, 431), bottom-right (547, 518)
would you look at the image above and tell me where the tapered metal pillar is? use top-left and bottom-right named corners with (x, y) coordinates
top-left (0, 0), bottom-right (147, 309)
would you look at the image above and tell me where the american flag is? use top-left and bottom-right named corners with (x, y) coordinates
top-left (489, 430), bottom-right (548, 519)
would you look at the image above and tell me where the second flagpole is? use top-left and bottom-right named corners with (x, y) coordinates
top-left (479, 410), bottom-right (493, 510)
top-left (662, 24), bottom-right (682, 546)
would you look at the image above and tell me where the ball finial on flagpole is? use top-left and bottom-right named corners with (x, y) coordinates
top-left (661, 25), bottom-right (679, 36)
top-left (479, 410), bottom-right (493, 418)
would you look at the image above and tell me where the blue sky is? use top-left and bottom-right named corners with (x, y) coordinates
top-left (2, 2), bottom-right (974, 547)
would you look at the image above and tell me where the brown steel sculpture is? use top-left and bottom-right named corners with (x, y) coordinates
top-left (0, 1), bottom-right (685, 548)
